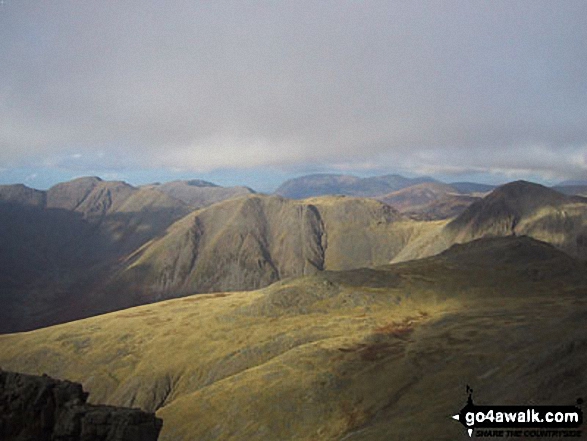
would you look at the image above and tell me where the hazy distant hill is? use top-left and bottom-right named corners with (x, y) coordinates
top-left (552, 184), bottom-right (587, 197)
top-left (1, 236), bottom-right (585, 440)
top-left (274, 173), bottom-right (437, 199)
top-left (144, 179), bottom-right (255, 208)
top-left (394, 180), bottom-right (587, 261)
top-left (557, 179), bottom-right (587, 186)
top-left (377, 182), bottom-right (480, 220)
top-left (448, 181), bottom-right (495, 194)
top-left (113, 194), bottom-right (439, 300)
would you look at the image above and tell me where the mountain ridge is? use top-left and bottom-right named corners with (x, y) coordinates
top-left (274, 173), bottom-right (438, 199)
top-left (3, 176), bottom-right (587, 333)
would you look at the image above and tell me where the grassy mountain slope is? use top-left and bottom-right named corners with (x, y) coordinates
top-left (1, 236), bottom-right (585, 440)
top-left (45, 177), bottom-right (191, 252)
top-left (114, 194), bottom-right (439, 299)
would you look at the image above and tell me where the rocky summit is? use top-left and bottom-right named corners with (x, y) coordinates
top-left (0, 369), bottom-right (162, 441)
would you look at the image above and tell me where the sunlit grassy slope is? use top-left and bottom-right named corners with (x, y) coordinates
top-left (1, 236), bottom-right (586, 440)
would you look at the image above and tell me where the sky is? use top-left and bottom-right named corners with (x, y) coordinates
top-left (1, 1), bottom-right (586, 191)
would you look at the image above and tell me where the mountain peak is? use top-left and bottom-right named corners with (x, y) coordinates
top-left (483, 180), bottom-right (567, 207)
top-left (446, 180), bottom-right (576, 241)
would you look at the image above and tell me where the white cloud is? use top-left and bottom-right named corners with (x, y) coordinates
top-left (0, 1), bottom-right (586, 183)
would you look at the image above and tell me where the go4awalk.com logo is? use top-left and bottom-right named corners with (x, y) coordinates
top-left (452, 386), bottom-right (584, 438)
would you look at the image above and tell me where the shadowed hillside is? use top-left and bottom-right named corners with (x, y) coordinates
top-left (0, 177), bottom-right (193, 333)
top-left (46, 176), bottom-right (135, 213)
top-left (447, 180), bottom-right (574, 236)
top-left (1, 236), bottom-right (585, 440)
top-left (0, 178), bottom-right (448, 332)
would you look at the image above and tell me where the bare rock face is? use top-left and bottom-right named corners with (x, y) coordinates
top-left (0, 369), bottom-right (162, 441)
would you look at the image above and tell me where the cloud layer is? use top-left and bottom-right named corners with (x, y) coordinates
top-left (1, 1), bottom-right (586, 181)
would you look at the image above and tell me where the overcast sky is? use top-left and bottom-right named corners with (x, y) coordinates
top-left (1, 1), bottom-right (586, 190)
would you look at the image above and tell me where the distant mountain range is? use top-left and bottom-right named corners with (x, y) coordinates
top-left (274, 173), bottom-right (501, 199)
top-left (274, 173), bottom-right (439, 198)
top-left (274, 172), bottom-right (587, 199)
top-left (2, 174), bottom-right (587, 333)
top-left (552, 184), bottom-right (587, 197)
top-left (2, 172), bottom-right (587, 441)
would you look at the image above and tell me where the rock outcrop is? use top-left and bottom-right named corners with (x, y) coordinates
top-left (0, 369), bottom-right (162, 441)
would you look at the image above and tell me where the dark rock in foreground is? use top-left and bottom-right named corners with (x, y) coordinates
top-left (0, 369), bottom-right (162, 441)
